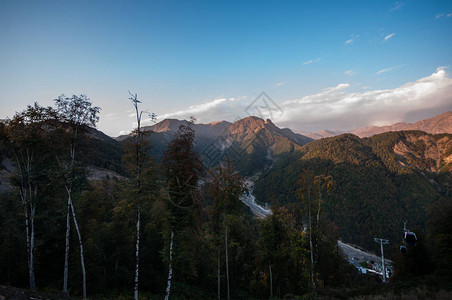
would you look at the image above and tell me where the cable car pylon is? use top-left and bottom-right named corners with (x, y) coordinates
top-left (374, 238), bottom-right (389, 282)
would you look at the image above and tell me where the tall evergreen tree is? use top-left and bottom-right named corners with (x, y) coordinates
top-left (161, 117), bottom-right (203, 299)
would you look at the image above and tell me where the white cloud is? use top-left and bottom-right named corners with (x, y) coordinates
top-left (376, 64), bottom-right (406, 75)
top-left (436, 13), bottom-right (452, 19)
top-left (118, 130), bottom-right (131, 136)
top-left (344, 70), bottom-right (357, 76)
top-left (274, 82), bottom-right (287, 87)
top-left (331, 83), bottom-right (350, 91)
top-left (273, 68), bottom-right (452, 131)
top-left (149, 68), bottom-right (452, 133)
top-left (152, 98), bottom-right (228, 123)
top-left (384, 33), bottom-right (395, 41)
top-left (345, 34), bottom-right (359, 44)
top-left (104, 112), bottom-right (119, 119)
top-left (303, 58), bottom-right (321, 65)
top-left (389, 2), bottom-right (404, 12)
top-left (146, 97), bottom-right (249, 126)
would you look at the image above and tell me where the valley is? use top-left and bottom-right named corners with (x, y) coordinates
top-left (241, 180), bottom-right (272, 219)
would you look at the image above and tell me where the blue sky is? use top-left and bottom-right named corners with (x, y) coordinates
top-left (1, 0), bottom-right (452, 136)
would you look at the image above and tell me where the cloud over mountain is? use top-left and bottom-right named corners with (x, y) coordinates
top-left (276, 68), bottom-right (452, 131)
top-left (149, 97), bottom-right (249, 126)
top-left (148, 68), bottom-right (452, 133)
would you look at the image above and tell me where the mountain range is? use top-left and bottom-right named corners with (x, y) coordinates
top-left (1, 110), bottom-right (451, 252)
top-left (299, 111), bottom-right (452, 139)
top-left (117, 111), bottom-right (452, 144)
top-left (115, 111), bottom-right (451, 175)
top-left (117, 116), bottom-right (312, 175)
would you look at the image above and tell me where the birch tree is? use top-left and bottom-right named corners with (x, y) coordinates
top-left (6, 103), bottom-right (57, 292)
top-left (296, 169), bottom-right (316, 289)
top-left (296, 171), bottom-right (334, 290)
top-left (55, 94), bottom-right (100, 299)
top-left (127, 91), bottom-right (156, 300)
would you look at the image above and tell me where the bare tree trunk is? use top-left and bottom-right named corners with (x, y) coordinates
top-left (269, 263), bottom-right (273, 297)
top-left (317, 189), bottom-right (321, 228)
top-left (29, 189), bottom-right (36, 292)
top-left (130, 92), bottom-right (147, 300)
top-left (309, 221), bottom-right (315, 288)
top-left (70, 201), bottom-right (86, 300)
top-left (22, 192), bottom-right (34, 292)
top-left (63, 199), bottom-right (71, 295)
top-left (314, 186), bottom-right (321, 274)
top-left (165, 230), bottom-right (174, 300)
top-left (134, 204), bottom-right (140, 300)
top-left (217, 246), bottom-right (221, 300)
top-left (225, 224), bottom-right (230, 300)
top-left (18, 153), bottom-right (36, 292)
top-left (308, 186), bottom-right (315, 288)
top-left (63, 144), bottom-right (77, 296)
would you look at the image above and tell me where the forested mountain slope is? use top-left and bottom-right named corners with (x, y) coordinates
top-left (116, 119), bottom-right (232, 158)
top-left (254, 131), bottom-right (452, 250)
top-left (80, 127), bottom-right (124, 174)
top-left (117, 117), bottom-right (312, 174)
top-left (210, 116), bottom-right (312, 175)
top-left (0, 125), bottom-right (124, 191)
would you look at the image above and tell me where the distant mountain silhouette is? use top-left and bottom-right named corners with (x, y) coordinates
top-left (298, 111), bottom-right (452, 139)
top-left (351, 111), bottom-right (452, 137)
top-left (298, 129), bottom-right (346, 140)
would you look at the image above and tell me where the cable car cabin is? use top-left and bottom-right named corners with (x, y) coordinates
top-left (404, 231), bottom-right (417, 246)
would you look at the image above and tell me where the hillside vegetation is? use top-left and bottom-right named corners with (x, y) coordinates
top-left (254, 131), bottom-right (452, 250)
top-left (1, 101), bottom-right (451, 299)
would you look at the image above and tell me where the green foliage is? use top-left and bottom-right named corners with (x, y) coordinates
top-left (161, 118), bottom-right (205, 284)
top-left (72, 178), bottom-right (164, 295)
top-left (255, 132), bottom-right (451, 251)
top-left (78, 128), bottom-right (124, 174)
top-left (427, 197), bottom-right (452, 275)
top-left (206, 158), bottom-right (247, 230)
top-left (161, 119), bottom-right (204, 227)
top-left (0, 192), bottom-right (27, 286)
top-left (392, 231), bottom-right (434, 280)
top-left (6, 103), bottom-right (60, 186)
top-left (257, 206), bottom-right (309, 297)
top-left (54, 94), bottom-right (100, 129)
